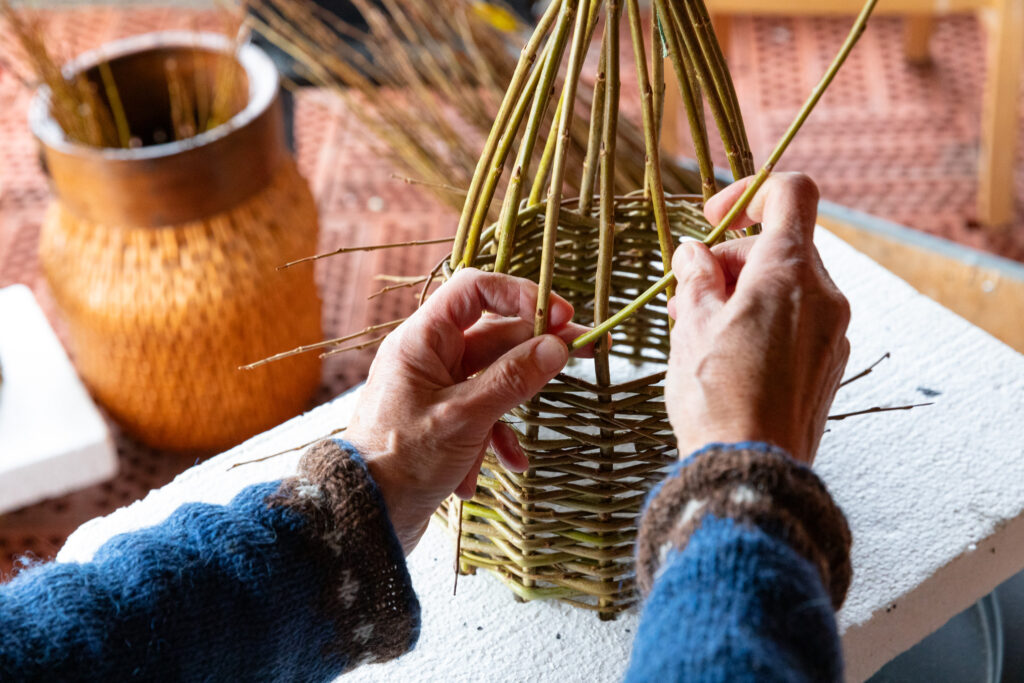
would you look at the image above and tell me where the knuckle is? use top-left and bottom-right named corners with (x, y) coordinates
top-left (833, 292), bottom-right (852, 327)
top-left (491, 360), bottom-right (531, 402)
top-left (777, 173), bottom-right (820, 202)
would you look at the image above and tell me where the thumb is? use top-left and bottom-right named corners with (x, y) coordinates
top-left (453, 334), bottom-right (568, 425)
top-left (672, 240), bottom-right (727, 319)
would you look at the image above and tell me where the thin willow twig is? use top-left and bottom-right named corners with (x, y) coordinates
top-left (839, 352), bottom-right (891, 388)
top-left (320, 334), bottom-right (388, 358)
top-left (828, 402), bottom-right (933, 421)
top-left (390, 174), bottom-right (468, 197)
top-left (420, 255), bottom-right (449, 307)
top-left (227, 426), bottom-right (348, 469)
top-left (279, 237), bottom-right (455, 269)
top-left (367, 277), bottom-right (430, 300)
top-left (240, 318), bottom-right (406, 369)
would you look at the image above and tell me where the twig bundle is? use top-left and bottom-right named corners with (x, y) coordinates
top-left (0, 1), bottom-right (249, 148)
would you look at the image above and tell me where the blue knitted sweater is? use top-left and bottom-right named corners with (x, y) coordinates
top-left (0, 440), bottom-right (851, 682)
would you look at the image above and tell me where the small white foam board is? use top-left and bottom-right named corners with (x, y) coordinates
top-left (57, 230), bottom-right (1024, 682)
top-left (0, 285), bottom-right (117, 514)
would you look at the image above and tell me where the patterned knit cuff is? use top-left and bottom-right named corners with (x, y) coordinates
top-left (271, 439), bottom-right (420, 670)
top-left (635, 443), bottom-right (852, 609)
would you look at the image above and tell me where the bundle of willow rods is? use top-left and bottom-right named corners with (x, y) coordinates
top-left (243, 0), bottom-right (701, 219)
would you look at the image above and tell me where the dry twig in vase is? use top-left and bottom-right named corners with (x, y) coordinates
top-left (0, 1), bottom-right (250, 148)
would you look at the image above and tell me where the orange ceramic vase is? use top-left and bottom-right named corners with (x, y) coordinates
top-left (33, 32), bottom-right (322, 452)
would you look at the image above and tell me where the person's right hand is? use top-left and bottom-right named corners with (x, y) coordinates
top-left (666, 173), bottom-right (851, 465)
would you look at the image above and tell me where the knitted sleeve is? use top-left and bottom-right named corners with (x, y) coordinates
top-left (625, 442), bottom-right (853, 683)
top-left (0, 438), bottom-right (419, 682)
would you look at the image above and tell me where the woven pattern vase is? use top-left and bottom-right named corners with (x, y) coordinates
top-left (34, 33), bottom-right (322, 452)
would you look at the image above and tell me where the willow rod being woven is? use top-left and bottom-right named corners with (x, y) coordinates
top-left (570, 0), bottom-right (880, 351)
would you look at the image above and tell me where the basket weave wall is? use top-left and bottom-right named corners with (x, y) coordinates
top-left (439, 194), bottom-right (713, 618)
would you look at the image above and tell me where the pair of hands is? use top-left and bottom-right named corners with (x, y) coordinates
top-left (346, 173), bottom-right (851, 554)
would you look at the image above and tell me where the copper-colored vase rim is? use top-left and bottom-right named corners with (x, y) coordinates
top-left (28, 31), bottom-right (277, 162)
top-left (29, 31), bottom-right (290, 228)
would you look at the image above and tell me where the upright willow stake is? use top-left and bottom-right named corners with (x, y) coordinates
top-left (527, 0), bottom-right (603, 206)
top-left (626, 0), bottom-right (674, 306)
top-left (465, 2), bottom-right (575, 268)
top-left (534, 0), bottom-right (592, 336)
top-left (449, 0), bottom-right (562, 269)
top-left (593, 0), bottom-right (621, 389)
top-left (571, 0), bottom-right (880, 352)
top-left (655, 0), bottom-right (715, 201)
top-left (492, 7), bottom-right (577, 272)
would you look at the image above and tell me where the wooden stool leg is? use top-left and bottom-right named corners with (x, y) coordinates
top-left (978, 0), bottom-right (1023, 227)
top-left (903, 14), bottom-right (934, 64)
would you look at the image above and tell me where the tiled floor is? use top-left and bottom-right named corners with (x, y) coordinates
top-left (0, 6), bottom-right (1021, 573)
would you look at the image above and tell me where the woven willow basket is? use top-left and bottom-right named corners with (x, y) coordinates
top-left (438, 193), bottom-right (717, 617)
top-left (430, 0), bottom-right (757, 619)
top-left (33, 33), bottom-right (322, 452)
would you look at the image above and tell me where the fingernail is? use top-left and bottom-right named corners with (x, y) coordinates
top-left (534, 335), bottom-right (568, 374)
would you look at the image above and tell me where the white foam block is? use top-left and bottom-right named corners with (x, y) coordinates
top-left (57, 230), bottom-right (1024, 682)
top-left (0, 285), bottom-right (117, 514)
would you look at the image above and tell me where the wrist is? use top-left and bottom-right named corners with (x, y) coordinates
top-left (346, 430), bottom-right (432, 555)
top-left (674, 421), bottom-right (811, 465)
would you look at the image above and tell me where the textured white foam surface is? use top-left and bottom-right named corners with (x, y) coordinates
top-left (58, 229), bottom-right (1024, 682)
top-left (0, 285), bottom-right (117, 514)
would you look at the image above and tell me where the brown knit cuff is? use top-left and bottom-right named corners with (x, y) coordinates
top-left (635, 445), bottom-right (852, 609)
top-left (271, 439), bottom-right (420, 670)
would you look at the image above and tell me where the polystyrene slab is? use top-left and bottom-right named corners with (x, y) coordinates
top-left (0, 285), bottom-right (117, 514)
top-left (57, 230), bottom-right (1024, 682)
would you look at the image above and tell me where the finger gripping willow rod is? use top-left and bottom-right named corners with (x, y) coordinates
top-left (570, 0), bottom-right (879, 352)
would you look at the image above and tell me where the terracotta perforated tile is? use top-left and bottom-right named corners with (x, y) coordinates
top-left (721, 14), bottom-right (1024, 260)
top-left (1, 7), bottom-right (1022, 575)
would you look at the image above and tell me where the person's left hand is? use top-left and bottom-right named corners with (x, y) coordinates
top-left (345, 268), bottom-right (593, 554)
